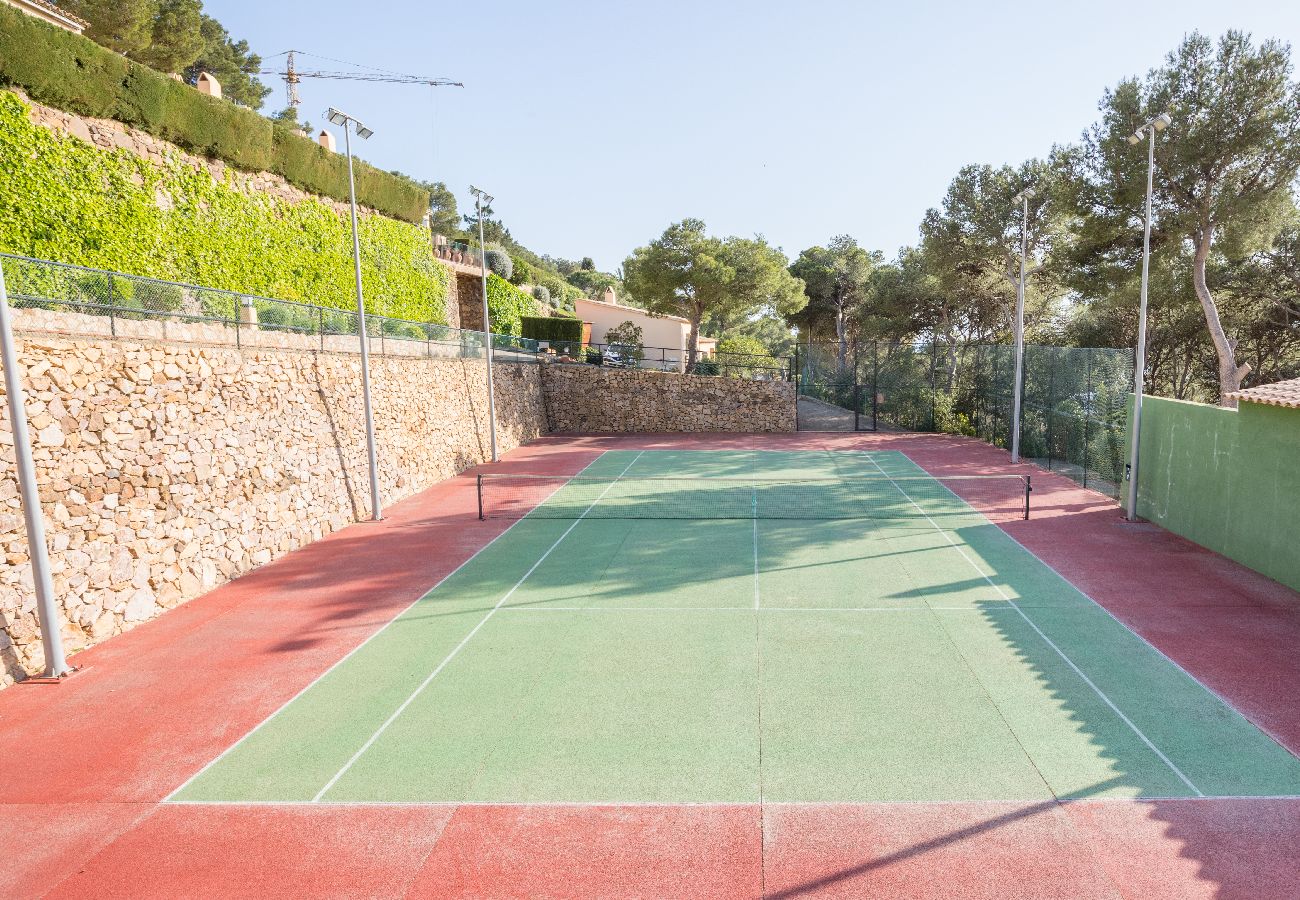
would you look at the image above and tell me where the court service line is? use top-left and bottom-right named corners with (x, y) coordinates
top-left (310, 450), bottom-right (647, 802)
top-left (162, 450), bottom-right (619, 803)
top-left (862, 453), bottom-right (1205, 797)
top-left (493, 605), bottom-right (1016, 612)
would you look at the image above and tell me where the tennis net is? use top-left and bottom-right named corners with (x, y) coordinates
top-left (476, 473), bottom-right (1031, 521)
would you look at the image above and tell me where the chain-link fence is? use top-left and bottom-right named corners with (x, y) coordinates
top-left (796, 339), bottom-right (1134, 499)
top-left (0, 252), bottom-right (542, 360)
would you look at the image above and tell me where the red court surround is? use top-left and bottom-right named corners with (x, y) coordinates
top-left (3, 433), bottom-right (1298, 898)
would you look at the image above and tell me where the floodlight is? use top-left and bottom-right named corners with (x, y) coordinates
top-left (326, 108), bottom-right (347, 126)
top-left (356, 124), bottom-right (374, 140)
top-left (1012, 187), bottom-right (1036, 204)
top-left (1154, 113), bottom-right (1171, 131)
top-left (1128, 131), bottom-right (1143, 145)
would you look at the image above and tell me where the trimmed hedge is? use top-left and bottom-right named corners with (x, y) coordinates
top-left (521, 316), bottom-right (583, 343)
top-left (0, 4), bottom-right (429, 223)
top-left (0, 90), bottom-right (448, 323)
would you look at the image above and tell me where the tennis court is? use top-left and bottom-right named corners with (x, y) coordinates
top-left (169, 448), bottom-right (1300, 807)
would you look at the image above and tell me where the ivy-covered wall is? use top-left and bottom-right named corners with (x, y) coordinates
top-left (0, 91), bottom-right (448, 324)
top-left (0, 3), bottom-right (429, 223)
top-left (487, 273), bottom-right (539, 336)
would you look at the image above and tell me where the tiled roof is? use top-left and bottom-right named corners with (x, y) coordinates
top-left (8, 0), bottom-right (89, 28)
top-left (1229, 378), bottom-right (1300, 410)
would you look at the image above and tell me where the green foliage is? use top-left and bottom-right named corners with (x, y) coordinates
top-left (509, 255), bottom-right (534, 286)
top-left (136, 0), bottom-right (204, 74)
top-left (181, 13), bottom-right (269, 109)
top-left (483, 242), bottom-right (513, 280)
top-left (0, 90), bottom-right (448, 323)
top-left (63, 0), bottom-right (154, 55)
top-left (531, 284), bottom-right (551, 306)
top-left (486, 274), bottom-right (535, 335)
top-left (624, 219), bottom-right (806, 365)
top-left (521, 315), bottom-right (583, 343)
top-left (604, 320), bottom-right (645, 361)
top-left (0, 8), bottom-right (427, 221)
top-left (693, 359), bottom-right (721, 376)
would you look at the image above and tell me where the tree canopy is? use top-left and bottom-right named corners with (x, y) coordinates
top-left (623, 219), bottom-right (806, 368)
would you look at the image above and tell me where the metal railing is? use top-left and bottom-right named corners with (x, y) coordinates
top-left (0, 254), bottom-right (792, 381)
top-left (538, 339), bottom-right (793, 380)
top-left (0, 253), bottom-right (535, 359)
top-left (433, 239), bottom-right (483, 269)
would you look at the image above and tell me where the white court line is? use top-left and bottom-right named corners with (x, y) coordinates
top-left (493, 605), bottom-right (1014, 613)
top-left (862, 452), bottom-right (1205, 798)
top-left (311, 450), bottom-right (647, 802)
top-left (164, 450), bottom-right (617, 803)
top-left (163, 791), bottom-right (1300, 808)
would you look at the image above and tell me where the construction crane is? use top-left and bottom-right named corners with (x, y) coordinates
top-left (263, 50), bottom-right (464, 108)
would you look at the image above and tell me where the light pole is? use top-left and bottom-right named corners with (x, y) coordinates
top-left (470, 185), bottom-right (498, 462)
top-left (326, 107), bottom-right (382, 521)
top-left (1125, 112), bottom-right (1172, 522)
top-left (0, 257), bottom-right (71, 677)
top-left (1009, 186), bottom-right (1036, 463)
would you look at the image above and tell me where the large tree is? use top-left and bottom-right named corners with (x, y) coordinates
top-left (63, 0), bottom-right (155, 56)
top-left (622, 219), bottom-right (806, 369)
top-left (136, 0), bottom-right (204, 74)
top-left (183, 15), bottom-right (270, 109)
top-left (789, 235), bottom-right (881, 366)
top-left (1060, 31), bottom-right (1300, 404)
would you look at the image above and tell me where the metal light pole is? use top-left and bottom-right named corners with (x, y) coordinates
top-left (0, 257), bottom-right (71, 677)
top-left (470, 185), bottom-right (499, 462)
top-left (1125, 112), bottom-right (1172, 522)
top-left (1009, 186), bottom-right (1036, 463)
top-left (326, 107), bottom-right (382, 521)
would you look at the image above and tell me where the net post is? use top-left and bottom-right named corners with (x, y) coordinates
top-left (477, 473), bottom-right (484, 520)
top-left (1024, 475), bottom-right (1031, 520)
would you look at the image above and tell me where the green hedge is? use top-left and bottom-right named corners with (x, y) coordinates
top-left (0, 90), bottom-right (447, 323)
top-left (521, 316), bottom-right (583, 343)
top-left (486, 274), bottom-right (536, 336)
top-left (0, 4), bottom-right (428, 223)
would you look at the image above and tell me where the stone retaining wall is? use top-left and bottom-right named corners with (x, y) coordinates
top-left (1, 312), bottom-right (794, 685)
top-left (1, 322), bottom-right (543, 686)
top-left (541, 363), bottom-right (795, 433)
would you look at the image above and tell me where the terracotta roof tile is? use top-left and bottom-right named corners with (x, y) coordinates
top-left (9, 0), bottom-right (89, 28)
top-left (1229, 377), bottom-right (1300, 410)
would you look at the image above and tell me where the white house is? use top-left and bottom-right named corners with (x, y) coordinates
top-left (575, 291), bottom-right (716, 372)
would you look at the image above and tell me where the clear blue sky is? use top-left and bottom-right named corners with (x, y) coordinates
top-left (210, 0), bottom-right (1300, 272)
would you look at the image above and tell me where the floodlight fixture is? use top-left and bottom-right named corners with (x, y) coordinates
top-left (356, 124), bottom-right (374, 140)
top-left (326, 107), bottom-right (348, 126)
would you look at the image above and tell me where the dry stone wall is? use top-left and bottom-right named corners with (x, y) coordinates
top-left (1, 314), bottom-right (543, 685)
top-left (0, 311), bottom-right (794, 685)
top-left (541, 364), bottom-right (795, 433)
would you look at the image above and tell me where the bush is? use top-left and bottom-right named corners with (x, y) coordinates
top-left (531, 285), bottom-right (551, 306)
top-left (0, 4), bottom-right (429, 222)
top-left (509, 255), bottom-right (534, 286)
top-left (521, 315), bottom-right (583, 342)
top-left (692, 358), bottom-right (721, 376)
top-left (483, 242), bottom-right (513, 279)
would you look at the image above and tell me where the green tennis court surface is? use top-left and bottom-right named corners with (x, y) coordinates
top-left (171, 450), bottom-right (1300, 805)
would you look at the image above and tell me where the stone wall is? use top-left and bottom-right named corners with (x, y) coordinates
top-left (540, 364), bottom-right (796, 433)
top-left (1, 316), bottom-right (544, 686)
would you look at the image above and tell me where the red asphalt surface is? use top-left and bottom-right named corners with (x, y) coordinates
top-left (2, 432), bottom-right (1298, 899)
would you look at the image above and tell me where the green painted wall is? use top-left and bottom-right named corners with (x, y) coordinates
top-left (1133, 396), bottom-right (1300, 593)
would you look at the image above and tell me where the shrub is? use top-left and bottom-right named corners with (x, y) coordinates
top-left (531, 285), bottom-right (551, 306)
top-left (522, 314), bottom-right (583, 356)
top-left (692, 358), bottom-right (721, 376)
top-left (0, 5), bottom-right (429, 222)
top-left (605, 320), bottom-right (645, 361)
top-left (483, 242), bottom-right (513, 279)
top-left (509, 255), bottom-right (534, 286)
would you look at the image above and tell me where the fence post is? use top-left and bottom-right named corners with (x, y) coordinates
top-left (1082, 349), bottom-right (1092, 489)
top-left (1046, 349), bottom-right (1056, 470)
top-left (107, 272), bottom-right (116, 337)
top-left (234, 296), bottom-right (240, 349)
top-left (874, 342), bottom-right (882, 431)
top-left (929, 341), bottom-right (938, 431)
top-left (852, 339), bottom-right (861, 431)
